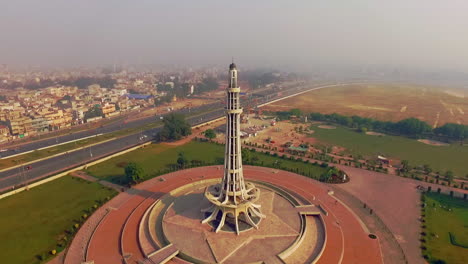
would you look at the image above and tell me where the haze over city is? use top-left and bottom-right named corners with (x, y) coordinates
top-left (1, 2), bottom-right (468, 264)
top-left (2, 0), bottom-right (468, 72)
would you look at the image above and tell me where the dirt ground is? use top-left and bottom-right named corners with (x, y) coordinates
top-left (417, 139), bottom-right (449, 146)
top-left (263, 84), bottom-right (468, 126)
top-left (241, 118), bottom-right (317, 150)
top-left (366, 131), bottom-right (386, 136)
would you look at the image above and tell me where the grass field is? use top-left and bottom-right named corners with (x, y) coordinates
top-left (423, 193), bottom-right (468, 264)
top-left (0, 176), bottom-right (117, 264)
top-left (245, 149), bottom-right (327, 179)
top-left (311, 125), bottom-right (468, 177)
top-left (264, 84), bottom-right (468, 126)
top-left (87, 140), bottom-right (328, 183)
top-left (86, 141), bottom-right (224, 183)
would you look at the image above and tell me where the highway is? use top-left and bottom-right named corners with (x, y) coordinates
top-left (0, 82), bottom-right (343, 191)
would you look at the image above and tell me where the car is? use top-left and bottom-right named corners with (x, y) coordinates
top-left (25, 165), bottom-right (32, 170)
top-left (0, 149), bottom-right (8, 152)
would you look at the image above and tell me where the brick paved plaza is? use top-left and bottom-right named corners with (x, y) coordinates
top-left (63, 166), bottom-right (383, 264)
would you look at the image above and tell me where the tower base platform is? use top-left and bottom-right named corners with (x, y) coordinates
top-left (64, 166), bottom-right (383, 264)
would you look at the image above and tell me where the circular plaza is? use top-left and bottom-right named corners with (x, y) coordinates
top-left (64, 165), bottom-right (383, 264)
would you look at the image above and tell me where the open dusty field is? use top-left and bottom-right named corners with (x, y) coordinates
top-left (240, 118), bottom-right (317, 150)
top-left (263, 84), bottom-right (468, 126)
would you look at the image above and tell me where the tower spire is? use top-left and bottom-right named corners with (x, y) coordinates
top-left (202, 62), bottom-right (265, 235)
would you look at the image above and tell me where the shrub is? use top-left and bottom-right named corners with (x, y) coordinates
top-left (50, 249), bottom-right (57, 255)
top-left (37, 253), bottom-right (47, 261)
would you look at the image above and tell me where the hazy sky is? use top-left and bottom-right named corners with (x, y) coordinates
top-left (1, 0), bottom-right (468, 71)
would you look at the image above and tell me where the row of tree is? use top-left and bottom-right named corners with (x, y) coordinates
top-left (243, 71), bottom-right (281, 89)
top-left (275, 109), bottom-right (468, 140)
top-left (309, 112), bottom-right (434, 137)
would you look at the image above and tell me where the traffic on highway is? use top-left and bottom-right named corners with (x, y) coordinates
top-left (0, 82), bottom-right (336, 192)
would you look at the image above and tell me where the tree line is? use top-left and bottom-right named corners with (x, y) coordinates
top-left (274, 109), bottom-right (468, 140)
top-left (243, 71), bottom-right (281, 89)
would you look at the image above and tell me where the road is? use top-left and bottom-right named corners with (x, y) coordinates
top-left (0, 101), bottom-right (223, 159)
top-left (0, 82), bottom-right (345, 191)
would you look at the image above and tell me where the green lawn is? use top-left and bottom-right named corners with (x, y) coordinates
top-left (245, 149), bottom-right (327, 180)
top-left (87, 140), bottom-right (328, 184)
top-left (423, 193), bottom-right (468, 264)
top-left (311, 125), bottom-right (468, 177)
top-left (87, 141), bottom-right (225, 183)
top-left (0, 176), bottom-right (117, 264)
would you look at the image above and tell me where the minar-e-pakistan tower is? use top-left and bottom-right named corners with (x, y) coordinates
top-left (202, 62), bottom-right (265, 235)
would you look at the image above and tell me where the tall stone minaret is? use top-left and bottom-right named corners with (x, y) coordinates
top-left (223, 62), bottom-right (245, 202)
top-left (202, 62), bottom-right (265, 235)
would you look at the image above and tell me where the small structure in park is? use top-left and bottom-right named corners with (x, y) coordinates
top-left (202, 62), bottom-right (265, 234)
top-left (377, 155), bottom-right (391, 165)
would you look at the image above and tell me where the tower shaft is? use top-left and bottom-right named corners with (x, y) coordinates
top-left (202, 62), bottom-right (265, 235)
top-left (222, 64), bottom-right (245, 204)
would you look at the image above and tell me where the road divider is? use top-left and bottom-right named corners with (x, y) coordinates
top-left (0, 141), bottom-right (152, 200)
top-left (1, 133), bottom-right (104, 160)
top-left (0, 137), bottom-right (116, 173)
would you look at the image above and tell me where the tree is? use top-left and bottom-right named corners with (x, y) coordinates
top-left (84, 105), bottom-right (103, 120)
top-left (204, 129), bottom-right (216, 140)
top-left (241, 148), bottom-right (251, 163)
top-left (177, 152), bottom-right (188, 168)
top-left (157, 113), bottom-right (191, 141)
top-left (394, 118), bottom-right (431, 137)
top-left (401, 160), bottom-right (410, 173)
top-left (290, 108), bottom-right (302, 117)
top-left (124, 162), bottom-right (144, 184)
top-left (445, 170), bottom-right (454, 183)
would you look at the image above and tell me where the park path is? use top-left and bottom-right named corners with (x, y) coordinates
top-left (70, 171), bottom-right (124, 192)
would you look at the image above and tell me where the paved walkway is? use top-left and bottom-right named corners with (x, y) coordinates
top-left (333, 166), bottom-right (424, 264)
top-left (71, 171), bottom-right (125, 192)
